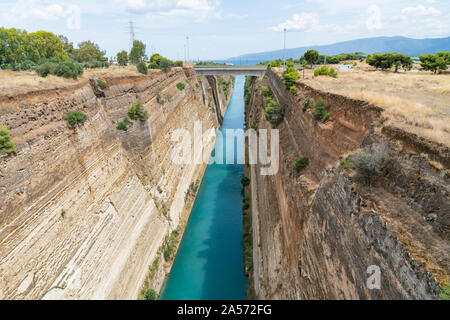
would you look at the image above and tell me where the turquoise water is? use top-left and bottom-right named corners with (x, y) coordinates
top-left (161, 76), bottom-right (248, 300)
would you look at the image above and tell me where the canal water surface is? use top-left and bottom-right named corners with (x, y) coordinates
top-left (161, 75), bottom-right (248, 300)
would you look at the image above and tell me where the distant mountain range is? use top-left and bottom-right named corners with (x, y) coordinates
top-left (229, 36), bottom-right (450, 61)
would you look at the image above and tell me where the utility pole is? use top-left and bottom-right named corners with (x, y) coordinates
top-left (186, 36), bottom-right (190, 63)
top-left (184, 44), bottom-right (187, 63)
top-left (283, 28), bottom-right (287, 69)
top-left (128, 19), bottom-right (135, 52)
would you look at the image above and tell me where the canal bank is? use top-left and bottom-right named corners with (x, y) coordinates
top-left (161, 75), bottom-right (248, 300)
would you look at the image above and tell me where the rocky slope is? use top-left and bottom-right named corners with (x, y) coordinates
top-left (245, 69), bottom-right (449, 299)
top-left (0, 67), bottom-right (233, 299)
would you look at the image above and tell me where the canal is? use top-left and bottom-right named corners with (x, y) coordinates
top-left (161, 75), bottom-right (248, 300)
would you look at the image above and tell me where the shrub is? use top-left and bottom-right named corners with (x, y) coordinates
top-left (176, 82), bottom-right (185, 91)
top-left (339, 155), bottom-right (354, 170)
top-left (303, 99), bottom-right (312, 112)
top-left (128, 101), bottom-right (148, 121)
top-left (439, 283), bottom-right (450, 300)
top-left (54, 60), bottom-right (84, 79)
top-left (164, 229), bottom-right (180, 261)
top-left (328, 67), bottom-right (338, 78)
top-left (294, 157), bottom-right (309, 172)
top-left (283, 67), bottom-right (299, 89)
top-left (117, 118), bottom-right (131, 131)
top-left (149, 62), bottom-right (159, 69)
top-left (97, 79), bottom-right (107, 90)
top-left (265, 98), bottom-right (284, 127)
top-left (143, 289), bottom-right (159, 300)
top-left (36, 62), bottom-right (58, 77)
top-left (243, 203), bottom-right (250, 210)
top-left (290, 86), bottom-right (298, 95)
top-left (65, 111), bottom-right (88, 127)
top-left (312, 99), bottom-right (330, 122)
top-left (241, 176), bottom-right (250, 187)
top-left (0, 125), bottom-right (16, 154)
top-left (262, 86), bottom-right (273, 98)
top-left (351, 146), bottom-right (389, 186)
top-left (137, 61), bottom-right (148, 75)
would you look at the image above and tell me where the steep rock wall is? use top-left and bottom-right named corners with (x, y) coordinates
top-left (0, 68), bottom-right (232, 299)
top-left (245, 69), bottom-right (449, 300)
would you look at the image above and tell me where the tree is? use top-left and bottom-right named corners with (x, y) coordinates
top-left (0, 126), bottom-right (16, 154)
top-left (160, 58), bottom-right (171, 73)
top-left (116, 50), bottom-right (128, 66)
top-left (303, 50), bottom-right (319, 68)
top-left (0, 27), bottom-right (27, 64)
top-left (420, 52), bottom-right (449, 74)
top-left (72, 41), bottom-right (106, 62)
top-left (130, 40), bottom-right (146, 64)
top-left (58, 35), bottom-right (75, 58)
top-left (24, 31), bottom-right (68, 63)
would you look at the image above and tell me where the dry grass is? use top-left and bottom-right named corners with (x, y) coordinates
top-left (300, 64), bottom-right (450, 146)
top-left (0, 65), bottom-right (146, 97)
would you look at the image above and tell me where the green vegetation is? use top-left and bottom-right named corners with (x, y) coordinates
top-left (312, 99), bottom-right (331, 122)
top-left (439, 283), bottom-right (450, 300)
top-left (65, 111), bottom-right (88, 127)
top-left (36, 59), bottom-right (84, 79)
top-left (164, 229), bottom-right (180, 261)
top-left (0, 126), bottom-right (16, 154)
top-left (143, 289), bottom-right (159, 300)
top-left (137, 61), bottom-right (148, 75)
top-left (265, 98), bottom-right (284, 127)
top-left (217, 76), bottom-right (232, 100)
top-left (419, 52), bottom-right (450, 74)
top-left (351, 149), bottom-right (388, 186)
top-left (116, 118), bottom-right (131, 131)
top-left (366, 53), bottom-right (413, 72)
top-left (294, 157), bottom-right (309, 172)
top-left (241, 176), bottom-right (250, 187)
top-left (149, 53), bottom-right (177, 72)
top-left (304, 50), bottom-right (319, 68)
top-left (129, 40), bottom-right (147, 64)
top-left (302, 99), bottom-right (312, 112)
top-left (97, 79), bottom-right (107, 90)
top-left (116, 50), bottom-right (128, 66)
top-left (196, 61), bottom-right (223, 66)
top-left (283, 66), bottom-right (300, 89)
top-left (290, 86), bottom-right (298, 95)
top-left (314, 65), bottom-right (338, 78)
top-left (176, 82), bottom-right (186, 91)
top-left (60, 209), bottom-right (66, 219)
top-left (244, 76), bottom-right (255, 105)
top-left (128, 101), bottom-right (148, 121)
top-left (339, 155), bottom-right (354, 170)
top-left (261, 86), bottom-right (273, 98)
top-left (185, 180), bottom-right (200, 202)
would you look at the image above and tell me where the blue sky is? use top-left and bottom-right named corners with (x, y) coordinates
top-left (1, 0), bottom-right (449, 60)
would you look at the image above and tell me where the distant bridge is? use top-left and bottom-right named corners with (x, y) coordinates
top-left (193, 66), bottom-right (267, 77)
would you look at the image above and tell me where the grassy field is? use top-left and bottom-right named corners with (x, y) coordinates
top-left (0, 65), bottom-right (156, 97)
top-left (300, 63), bottom-right (450, 147)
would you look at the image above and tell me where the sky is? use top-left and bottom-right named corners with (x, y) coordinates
top-left (1, 0), bottom-right (449, 60)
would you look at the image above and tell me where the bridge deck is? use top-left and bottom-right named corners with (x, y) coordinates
top-left (193, 66), bottom-right (268, 77)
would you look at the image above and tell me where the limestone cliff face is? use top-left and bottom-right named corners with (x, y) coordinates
top-left (245, 69), bottom-right (449, 300)
top-left (0, 68), bottom-right (232, 299)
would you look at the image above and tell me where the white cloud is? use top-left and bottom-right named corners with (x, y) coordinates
top-left (366, 5), bottom-right (382, 30)
top-left (270, 13), bottom-right (318, 32)
top-left (401, 5), bottom-right (440, 16)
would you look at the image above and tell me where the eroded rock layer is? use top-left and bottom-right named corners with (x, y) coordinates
top-left (0, 68), bottom-right (232, 299)
top-left (245, 69), bottom-right (449, 300)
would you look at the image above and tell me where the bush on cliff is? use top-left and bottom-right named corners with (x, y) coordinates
top-left (303, 99), bottom-right (312, 112)
top-left (312, 99), bottom-right (330, 122)
top-left (294, 157), bottom-right (309, 172)
top-left (290, 86), bottom-right (298, 95)
top-left (351, 145), bottom-right (389, 186)
top-left (164, 229), bottom-right (180, 261)
top-left (262, 86), bottom-right (273, 98)
top-left (144, 289), bottom-right (159, 300)
top-left (128, 101), bottom-right (148, 121)
top-left (0, 125), bottom-right (16, 154)
top-left (137, 61), bottom-right (148, 75)
top-left (283, 66), bottom-right (300, 90)
top-left (65, 110), bottom-right (88, 127)
top-left (176, 82), bottom-right (185, 91)
top-left (265, 98), bottom-right (284, 127)
top-left (241, 176), bottom-right (250, 187)
top-left (439, 283), bottom-right (450, 300)
top-left (117, 118), bottom-right (131, 131)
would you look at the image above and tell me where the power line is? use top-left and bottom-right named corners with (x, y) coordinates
top-left (128, 19), bottom-right (136, 51)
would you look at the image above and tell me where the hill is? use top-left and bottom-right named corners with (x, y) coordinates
top-left (229, 36), bottom-right (450, 61)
